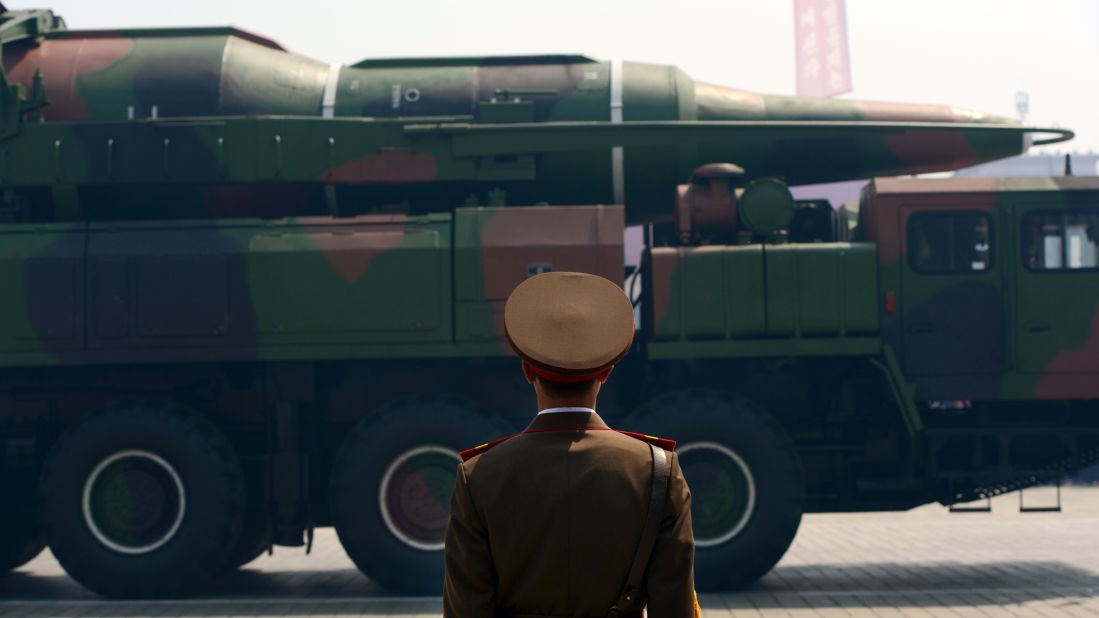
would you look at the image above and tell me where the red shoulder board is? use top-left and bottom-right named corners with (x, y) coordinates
top-left (615, 430), bottom-right (676, 452)
top-left (459, 434), bottom-right (519, 462)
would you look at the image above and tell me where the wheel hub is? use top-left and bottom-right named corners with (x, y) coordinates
top-left (378, 445), bottom-right (460, 551)
top-left (82, 450), bottom-right (186, 555)
top-left (677, 441), bottom-right (756, 547)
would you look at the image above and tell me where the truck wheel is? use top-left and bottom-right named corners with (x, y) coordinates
top-left (0, 512), bottom-right (44, 573)
top-left (631, 389), bottom-right (803, 591)
top-left (330, 396), bottom-right (508, 595)
top-left (225, 510), bottom-right (270, 567)
top-left (38, 401), bottom-right (245, 598)
top-left (222, 484), bottom-right (270, 570)
top-left (0, 534), bottom-right (44, 574)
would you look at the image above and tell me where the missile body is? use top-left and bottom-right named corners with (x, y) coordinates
top-left (0, 17), bottom-right (1069, 223)
top-left (1, 28), bottom-right (1016, 126)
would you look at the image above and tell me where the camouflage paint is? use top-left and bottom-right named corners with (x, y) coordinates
top-left (4, 30), bottom-right (1017, 127)
top-left (0, 115), bottom-right (1056, 225)
top-left (0, 204), bottom-right (629, 368)
top-left (862, 176), bottom-right (1099, 402)
top-left (2, 6), bottom-right (1097, 600)
top-left (454, 205), bottom-right (624, 344)
top-left (643, 175), bottom-right (1099, 405)
top-left (643, 242), bottom-right (880, 359)
top-left (0, 10), bottom-right (1078, 382)
top-left (0, 21), bottom-right (1070, 225)
top-left (0, 222), bottom-right (84, 363)
top-left (3, 34), bottom-right (134, 120)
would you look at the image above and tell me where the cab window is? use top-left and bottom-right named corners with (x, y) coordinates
top-left (1022, 211), bottom-right (1099, 271)
top-left (907, 212), bottom-right (992, 274)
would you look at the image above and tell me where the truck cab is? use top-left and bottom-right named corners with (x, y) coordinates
top-left (861, 176), bottom-right (1099, 401)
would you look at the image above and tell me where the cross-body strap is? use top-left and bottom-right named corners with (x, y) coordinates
top-left (609, 443), bottom-right (670, 617)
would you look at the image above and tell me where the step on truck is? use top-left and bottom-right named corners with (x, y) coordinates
top-left (0, 4), bottom-right (1090, 598)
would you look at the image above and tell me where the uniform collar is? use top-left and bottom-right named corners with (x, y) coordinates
top-left (538, 406), bottom-right (596, 415)
top-left (525, 409), bottom-right (610, 432)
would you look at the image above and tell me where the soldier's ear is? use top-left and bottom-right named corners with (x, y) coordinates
top-left (597, 366), bottom-right (614, 384)
top-left (522, 361), bottom-right (537, 384)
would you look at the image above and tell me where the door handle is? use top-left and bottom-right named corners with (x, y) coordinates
top-left (908, 322), bottom-right (935, 334)
top-left (1024, 321), bottom-right (1050, 333)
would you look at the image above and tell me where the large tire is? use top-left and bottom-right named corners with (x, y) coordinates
top-left (222, 480), bottom-right (271, 571)
top-left (631, 389), bottom-right (803, 591)
top-left (330, 396), bottom-right (509, 595)
top-left (0, 534), bottom-right (44, 574)
top-left (0, 502), bottom-right (45, 573)
top-left (38, 400), bottom-right (245, 598)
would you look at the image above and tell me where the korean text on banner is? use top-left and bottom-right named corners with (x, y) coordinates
top-left (794, 0), bottom-right (852, 98)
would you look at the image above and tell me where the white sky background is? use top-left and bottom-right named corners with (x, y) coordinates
top-left (9, 0), bottom-right (1099, 153)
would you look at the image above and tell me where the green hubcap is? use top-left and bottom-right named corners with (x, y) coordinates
top-left (82, 450), bottom-right (186, 555)
top-left (677, 441), bottom-right (756, 547)
top-left (379, 446), bottom-right (460, 551)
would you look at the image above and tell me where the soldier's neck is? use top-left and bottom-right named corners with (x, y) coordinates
top-left (533, 381), bottom-right (600, 412)
top-left (535, 393), bottom-right (599, 412)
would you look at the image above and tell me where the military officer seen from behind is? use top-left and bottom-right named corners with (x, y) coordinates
top-left (444, 272), bottom-right (699, 618)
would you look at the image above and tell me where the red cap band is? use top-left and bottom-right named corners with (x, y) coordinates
top-left (524, 361), bottom-right (613, 383)
top-left (509, 328), bottom-right (635, 384)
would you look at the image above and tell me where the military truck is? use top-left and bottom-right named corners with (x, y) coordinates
top-left (0, 4), bottom-right (1091, 599)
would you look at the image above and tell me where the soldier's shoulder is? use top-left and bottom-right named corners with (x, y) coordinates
top-left (612, 429), bottom-right (676, 452)
top-left (459, 433), bottom-right (520, 462)
top-left (459, 428), bottom-right (675, 462)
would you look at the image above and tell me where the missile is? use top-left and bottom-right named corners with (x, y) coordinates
top-left (0, 8), bottom-right (1073, 223)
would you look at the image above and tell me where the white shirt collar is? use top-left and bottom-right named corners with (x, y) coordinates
top-left (537, 406), bottom-right (597, 416)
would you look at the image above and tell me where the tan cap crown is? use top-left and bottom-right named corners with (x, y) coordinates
top-left (504, 271), bottom-right (634, 380)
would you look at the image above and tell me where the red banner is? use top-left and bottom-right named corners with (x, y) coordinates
top-left (794, 0), bottom-right (852, 97)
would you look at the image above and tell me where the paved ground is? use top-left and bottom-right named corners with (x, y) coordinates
top-left (3, 486), bottom-right (1099, 617)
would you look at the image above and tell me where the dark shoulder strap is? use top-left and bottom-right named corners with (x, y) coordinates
top-left (609, 443), bottom-right (670, 616)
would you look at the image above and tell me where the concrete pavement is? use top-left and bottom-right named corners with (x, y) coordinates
top-left (2, 485), bottom-right (1097, 617)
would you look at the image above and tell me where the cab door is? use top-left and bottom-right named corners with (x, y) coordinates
top-left (1015, 202), bottom-right (1099, 377)
top-left (900, 208), bottom-right (1005, 377)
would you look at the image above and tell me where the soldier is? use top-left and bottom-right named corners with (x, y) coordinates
top-left (443, 271), bottom-right (699, 618)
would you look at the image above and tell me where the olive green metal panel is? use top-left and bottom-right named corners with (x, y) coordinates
top-left (764, 247), bottom-right (798, 336)
top-left (647, 337), bottom-right (881, 359)
top-left (86, 215), bottom-right (452, 353)
top-left (764, 241), bottom-right (874, 336)
top-left (0, 223), bottom-right (84, 354)
top-left (454, 204), bottom-right (624, 343)
top-left (723, 246), bottom-right (767, 338)
top-left (680, 247), bottom-right (727, 339)
top-left (649, 245), bottom-right (766, 341)
top-left (794, 247), bottom-right (841, 336)
top-left (648, 248), bottom-right (681, 340)
top-left (766, 243), bottom-right (879, 337)
top-left (649, 242), bottom-right (879, 356)
top-left (843, 244), bottom-right (880, 334)
top-left (244, 224), bottom-right (449, 342)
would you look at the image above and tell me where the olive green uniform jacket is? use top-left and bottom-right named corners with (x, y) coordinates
top-left (443, 410), bottom-right (696, 618)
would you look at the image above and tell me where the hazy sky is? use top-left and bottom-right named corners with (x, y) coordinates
top-left (8, 0), bottom-right (1098, 152)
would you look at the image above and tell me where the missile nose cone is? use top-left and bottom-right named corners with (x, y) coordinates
top-left (846, 100), bottom-right (1018, 125)
top-left (695, 81), bottom-right (1017, 126)
top-left (942, 106), bottom-right (1019, 126)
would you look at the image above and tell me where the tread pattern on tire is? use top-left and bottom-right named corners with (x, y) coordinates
top-left (330, 395), bottom-right (506, 595)
top-left (0, 531), bottom-right (45, 574)
top-left (632, 388), bottom-right (804, 591)
top-left (38, 398), bottom-right (245, 598)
